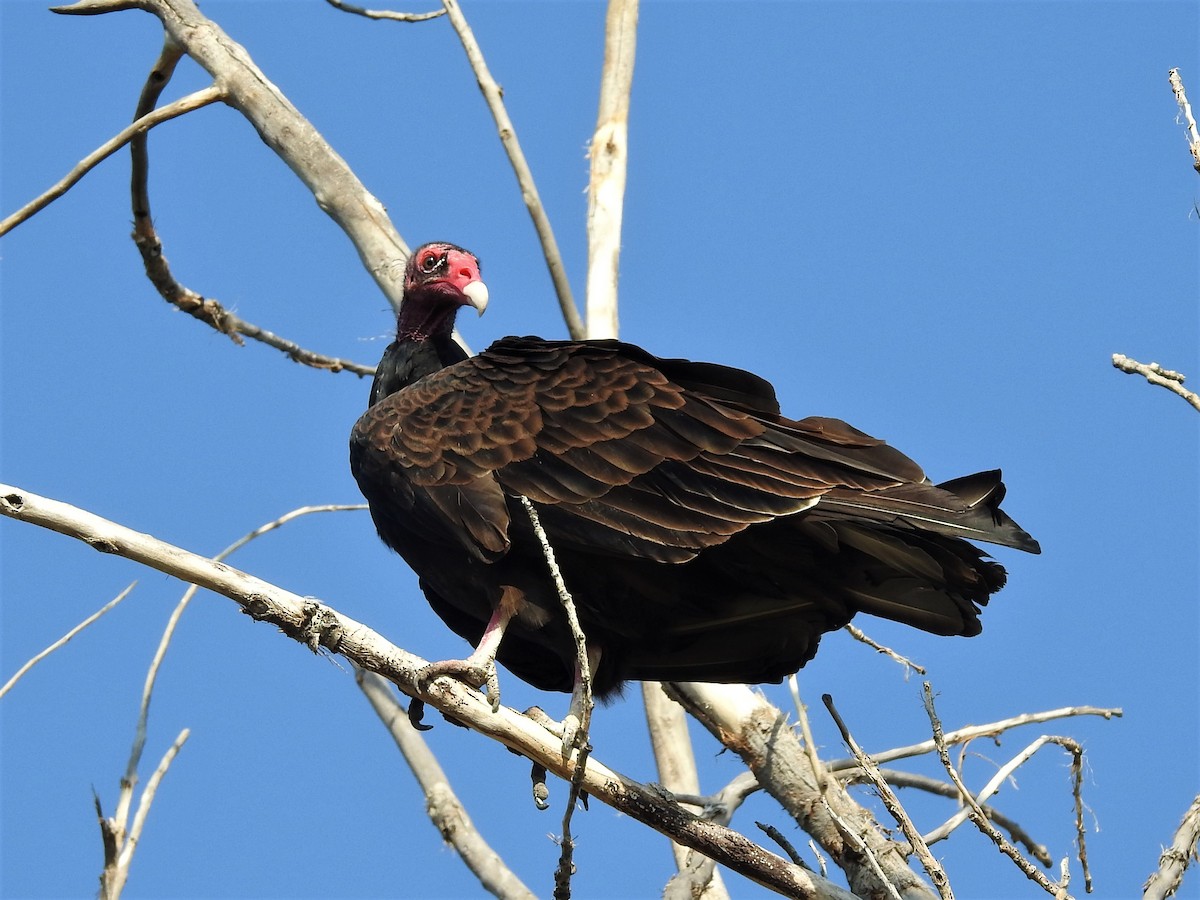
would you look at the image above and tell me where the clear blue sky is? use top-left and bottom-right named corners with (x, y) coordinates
top-left (2, 2), bottom-right (1197, 898)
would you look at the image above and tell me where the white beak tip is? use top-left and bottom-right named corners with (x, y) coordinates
top-left (463, 280), bottom-right (489, 315)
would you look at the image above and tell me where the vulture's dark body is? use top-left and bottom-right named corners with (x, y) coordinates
top-left (350, 334), bottom-right (1039, 698)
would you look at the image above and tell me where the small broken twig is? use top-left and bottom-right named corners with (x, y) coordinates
top-left (842, 623), bottom-right (926, 675)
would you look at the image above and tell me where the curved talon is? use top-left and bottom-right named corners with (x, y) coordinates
top-left (407, 697), bottom-right (433, 732)
top-left (530, 762), bottom-right (550, 811)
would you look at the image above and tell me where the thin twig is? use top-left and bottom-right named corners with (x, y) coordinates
top-left (1144, 793), bottom-right (1200, 900)
top-left (440, 0), bottom-right (583, 339)
top-left (109, 502), bottom-right (367, 895)
top-left (824, 705), bottom-right (1123, 774)
top-left (848, 768), bottom-right (1052, 866)
top-left (756, 821), bottom-right (807, 868)
top-left (98, 728), bottom-right (190, 900)
top-left (0, 582), bottom-right (136, 700)
top-left (119, 729), bottom-right (190, 868)
top-left (823, 694), bottom-right (953, 900)
top-left (922, 683), bottom-right (1071, 899)
top-left (919, 732), bottom-right (1090, 885)
top-left (0, 87), bottom-right (224, 237)
top-left (822, 800), bottom-right (904, 900)
top-left (55, 0), bottom-right (413, 309)
top-left (218, 504), bottom-right (367, 557)
top-left (517, 496), bottom-right (592, 900)
top-left (121, 42), bottom-right (374, 376)
top-left (585, 0), bottom-right (639, 340)
top-left (1168, 68), bottom-right (1200, 173)
top-left (842, 624), bottom-right (926, 675)
top-left (323, 0), bottom-right (444, 22)
top-left (1112, 354), bottom-right (1200, 412)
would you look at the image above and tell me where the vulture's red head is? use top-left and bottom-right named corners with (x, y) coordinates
top-left (397, 242), bottom-right (488, 340)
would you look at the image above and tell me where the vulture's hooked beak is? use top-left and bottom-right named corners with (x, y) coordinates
top-left (462, 279), bottom-right (489, 316)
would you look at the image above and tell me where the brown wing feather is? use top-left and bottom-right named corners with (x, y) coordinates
top-left (363, 338), bottom-right (929, 562)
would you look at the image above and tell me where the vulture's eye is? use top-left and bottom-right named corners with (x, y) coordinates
top-left (420, 253), bottom-right (442, 273)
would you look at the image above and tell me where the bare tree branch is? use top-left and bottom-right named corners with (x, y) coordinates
top-left (98, 727), bottom-right (190, 900)
top-left (440, 0), bottom-right (584, 340)
top-left (324, 0), bottom-right (444, 23)
top-left (585, 0), bottom-right (638, 340)
top-left (922, 683), bottom-right (1072, 898)
top-left (516, 496), bottom-right (593, 900)
top-left (855, 769), bottom-right (1052, 867)
top-left (1112, 354), bottom-right (1200, 412)
top-left (823, 705), bottom-right (1123, 774)
top-left (841, 624), bottom-right (926, 675)
top-left (0, 482), bottom-right (857, 900)
top-left (358, 670), bottom-right (535, 900)
top-left (1144, 793), bottom-right (1200, 900)
top-left (1168, 68), bottom-right (1200, 173)
top-left (822, 694), bottom-right (953, 900)
top-left (646, 683), bottom-right (731, 900)
top-left (0, 582), bottom-right (137, 700)
top-left (109, 39), bottom-right (377, 375)
top-left (0, 86), bottom-right (224, 237)
top-left (666, 681), bottom-right (939, 900)
top-left (53, 0), bottom-right (412, 310)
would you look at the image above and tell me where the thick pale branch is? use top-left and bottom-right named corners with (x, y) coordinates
top-left (0, 86), bottom-right (224, 237)
top-left (646, 683), bottom-right (730, 900)
top-left (54, 0), bottom-right (411, 310)
top-left (666, 682), bottom-right (938, 900)
top-left (440, 0), bottom-right (584, 339)
top-left (1144, 793), bottom-right (1200, 900)
top-left (358, 670), bottom-right (535, 900)
top-left (0, 483), bottom-right (851, 899)
top-left (1168, 68), bottom-right (1200, 173)
top-left (585, 0), bottom-right (638, 340)
top-left (1112, 354), bottom-right (1200, 412)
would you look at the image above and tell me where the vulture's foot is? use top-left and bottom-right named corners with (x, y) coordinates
top-left (419, 658), bottom-right (502, 711)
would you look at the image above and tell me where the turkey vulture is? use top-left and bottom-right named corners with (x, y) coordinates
top-left (350, 242), bottom-right (1040, 706)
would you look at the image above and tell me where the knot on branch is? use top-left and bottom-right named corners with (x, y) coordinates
top-left (299, 600), bottom-right (344, 653)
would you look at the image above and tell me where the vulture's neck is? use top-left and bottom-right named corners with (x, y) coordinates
top-left (368, 331), bottom-right (467, 407)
